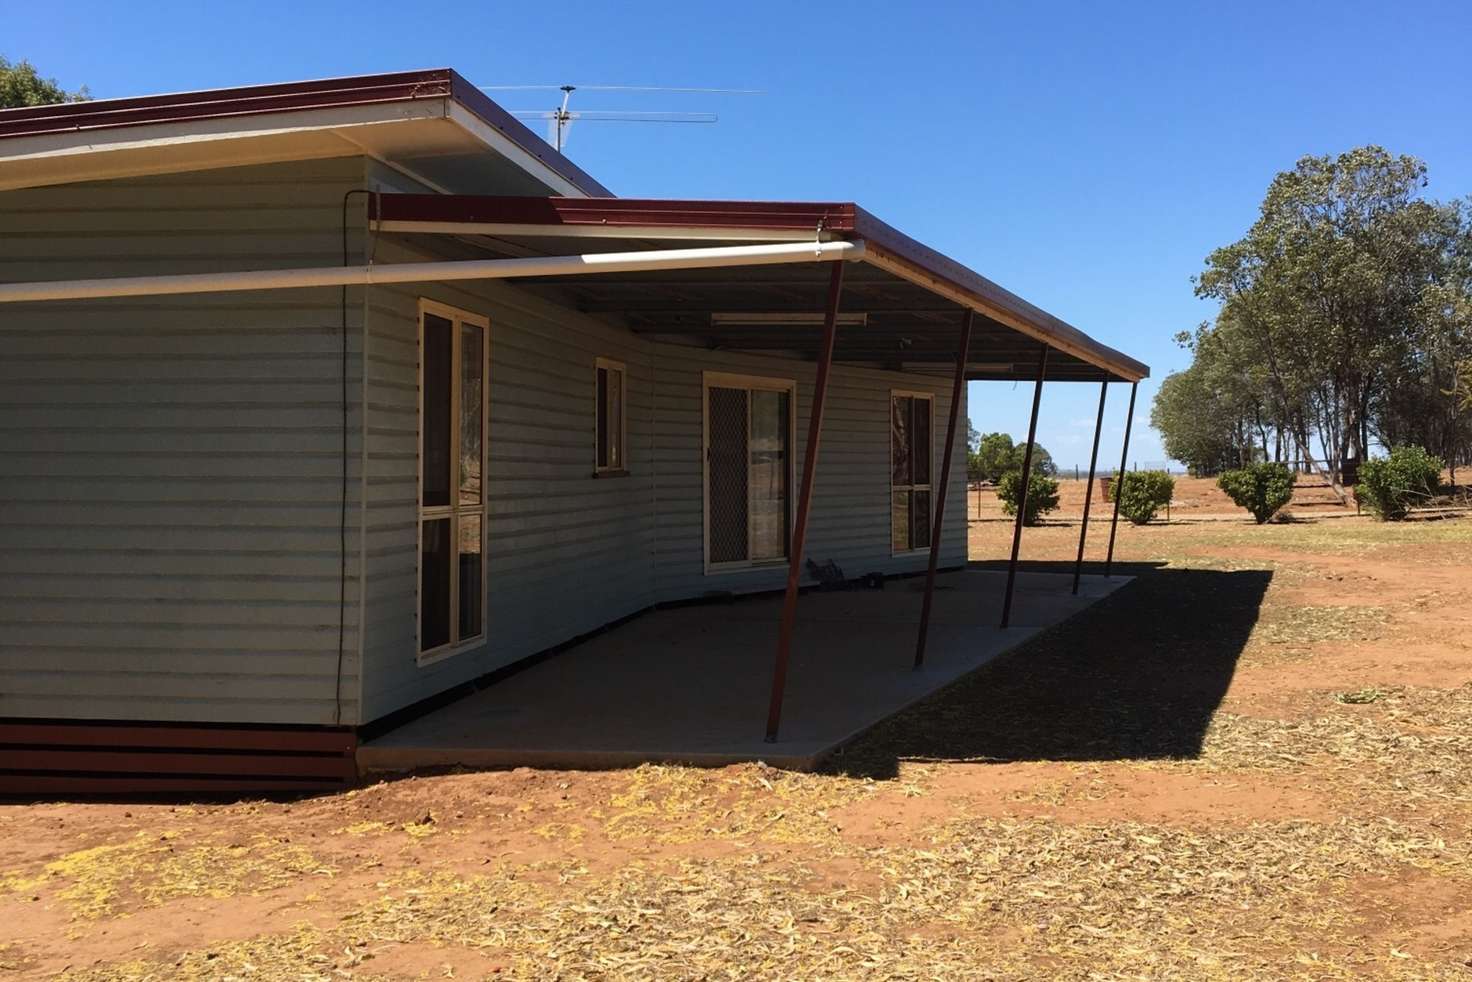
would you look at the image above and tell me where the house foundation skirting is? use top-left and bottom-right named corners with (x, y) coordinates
top-left (0, 720), bottom-right (357, 796)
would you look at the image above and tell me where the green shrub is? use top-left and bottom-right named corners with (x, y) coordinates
top-left (996, 468), bottom-right (1060, 526)
top-left (1217, 462), bottom-right (1295, 524)
top-left (1108, 469), bottom-right (1175, 525)
top-left (1355, 445), bottom-right (1443, 521)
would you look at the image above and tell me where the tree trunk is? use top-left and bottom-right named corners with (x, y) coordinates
top-left (1312, 396), bottom-right (1348, 502)
top-left (1301, 415), bottom-right (1348, 504)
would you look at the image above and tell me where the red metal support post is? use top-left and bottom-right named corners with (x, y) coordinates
top-left (1000, 343), bottom-right (1050, 629)
top-left (913, 309), bottom-right (974, 669)
top-left (1103, 381), bottom-right (1138, 578)
top-left (764, 260), bottom-right (846, 743)
top-left (1071, 380), bottom-right (1109, 595)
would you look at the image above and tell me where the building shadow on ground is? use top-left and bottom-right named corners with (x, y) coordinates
top-left (822, 560), bottom-right (1271, 780)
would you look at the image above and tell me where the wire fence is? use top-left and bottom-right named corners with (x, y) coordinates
top-left (1046, 460), bottom-right (1360, 480)
top-left (1049, 461), bottom-right (1189, 480)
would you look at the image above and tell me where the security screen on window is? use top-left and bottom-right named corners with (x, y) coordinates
top-left (706, 376), bottom-right (792, 568)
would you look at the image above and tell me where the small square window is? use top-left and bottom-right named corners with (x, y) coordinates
top-left (595, 358), bottom-right (627, 473)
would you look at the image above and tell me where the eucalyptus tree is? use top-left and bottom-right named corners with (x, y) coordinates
top-left (0, 57), bottom-right (87, 108)
top-left (1195, 147), bottom-right (1468, 498)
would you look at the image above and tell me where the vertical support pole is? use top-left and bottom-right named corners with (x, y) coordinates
top-left (913, 310), bottom-right (974, 669)
top-left (764, 260), bottom-right (845, 743)
top-left (1071, 380), bottom-right (1109, 595)
top-left (1000, 343), bottom-right (1049, 629)
top-left (1103, 381), bottom-right (1138, 578)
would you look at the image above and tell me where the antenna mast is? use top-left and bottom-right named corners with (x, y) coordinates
top-left (482, 83), bottom-right (760, 152)
top-left (553, 85), bottom-right (575, 153)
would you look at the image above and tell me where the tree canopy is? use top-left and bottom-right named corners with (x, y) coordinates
top-left (968, 431), bottom-right (1055, 483)
top-left (1150, 323), bottom-right (1262, 475)
top-left (1, 56), bottom-right (88, 109)
top-left (1158, 146), bottom-right (1471, 493)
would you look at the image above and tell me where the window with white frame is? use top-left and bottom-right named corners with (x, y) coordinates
top-left (704, 372), bottom-right (795, 570)
top-left (595, 357), bottom-right (627, 473)
top-left (891, 392), bottom-right (934, 552)
top-left (418, 300), bottom-right (488, 660)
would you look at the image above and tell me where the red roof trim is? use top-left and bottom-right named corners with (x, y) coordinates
top-left (374, 193), bottom-right (856, 231)
top-left (0, 69), bottom-right (611, 197)
top-left (0, 69), bottom-right (452, 137)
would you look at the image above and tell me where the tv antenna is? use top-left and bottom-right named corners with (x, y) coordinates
top-left (482, 84), bottom-right (760, 152)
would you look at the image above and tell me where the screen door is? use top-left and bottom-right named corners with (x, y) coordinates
top-left (706, 380), bottom-right (791, 567)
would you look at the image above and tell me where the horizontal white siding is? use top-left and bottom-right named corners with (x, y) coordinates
top-left (0, 158), bottom-right (369, 725)
top-left (0, 155), bottom-right (968, 729)
top-left (360, 239), bottom-right (656, 722)
top-left (360, 242), bottom-right (966, 724)
top-left (649, 347), bottom-right (965, 600)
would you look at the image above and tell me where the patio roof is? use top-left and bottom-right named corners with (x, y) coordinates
top-left (371, 193), bottom-right (1149, 383)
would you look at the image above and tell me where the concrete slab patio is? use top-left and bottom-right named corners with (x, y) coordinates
top-left (358, 568), bottom-right (1133, 773)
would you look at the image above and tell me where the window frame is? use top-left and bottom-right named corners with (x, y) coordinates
top-left (593, 356), bottom-right (629, 476)
top-left (701, 370), bottom-right (798, 575)
top-left (416, 298), bottom-right (490, 666)
top-left (890, 389), bottom-right (936, 556)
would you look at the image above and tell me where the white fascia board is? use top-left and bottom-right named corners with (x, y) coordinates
top-left (0, 101), bottom-right (452, 192)
top-left (445, 102), bottom-right (588, 199)
top-left (0, 100), bottom-right (449, 164)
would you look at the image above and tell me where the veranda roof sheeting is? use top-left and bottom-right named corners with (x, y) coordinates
top-left (371, 193), bottom-right (1149, 383)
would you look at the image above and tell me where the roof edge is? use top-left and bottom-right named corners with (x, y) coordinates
top-left (0, 68), bottom-right (612, 198)
top-left (444, 73), bottom-right (612, 197)
top-left (372, 193), bottom-right (853, 230)
top-left (367, 192), bottom-right (1149, 382)
top-left (852, 208), bottom-right (1148, 382)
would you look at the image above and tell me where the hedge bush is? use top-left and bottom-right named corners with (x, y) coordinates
top-left (996, 469), bottom-right (1060, 526)
top-left (1356, 446), bottom-right (1443, 521)
top-left (1217, 462), bottom-right (1295, 524)
top-left (1108, 469), bottom-right (1175, 525)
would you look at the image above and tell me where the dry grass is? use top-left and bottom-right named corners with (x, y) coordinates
top-left (1185, 516), bottom-right (1472, 558)
top-left (347, 820), bottom-right (1463, 979)
top-left (601, 762), bottom-right (895, 844)
top-left (1189, 685), bottom-right (1472, 806)
top-left (59, 926), bottom-right (357, 982)
top-left (2, 829), bottom-right (332, 924)
top-left (1248, 602), bottom-right (1389, 650)
top-left (60, 816), bottom-right (1471, 981)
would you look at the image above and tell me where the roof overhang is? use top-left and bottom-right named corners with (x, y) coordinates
top-left (371, 194), bottom-right (1150, 383)
top-left (0, 69), bottom-right (610, 198)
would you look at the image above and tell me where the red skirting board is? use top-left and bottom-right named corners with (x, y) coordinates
top-left (0, 720), bottom-right (357, 796)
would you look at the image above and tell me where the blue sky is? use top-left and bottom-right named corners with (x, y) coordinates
top-left (9, 0), bottom-right (1472, 469)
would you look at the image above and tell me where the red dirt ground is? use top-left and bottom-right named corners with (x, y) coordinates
top-left (1, 489), bottom-right (1469, 979)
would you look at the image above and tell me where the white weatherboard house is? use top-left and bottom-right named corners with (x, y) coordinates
top-left (0, 70), bottom-right (1147, 791)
